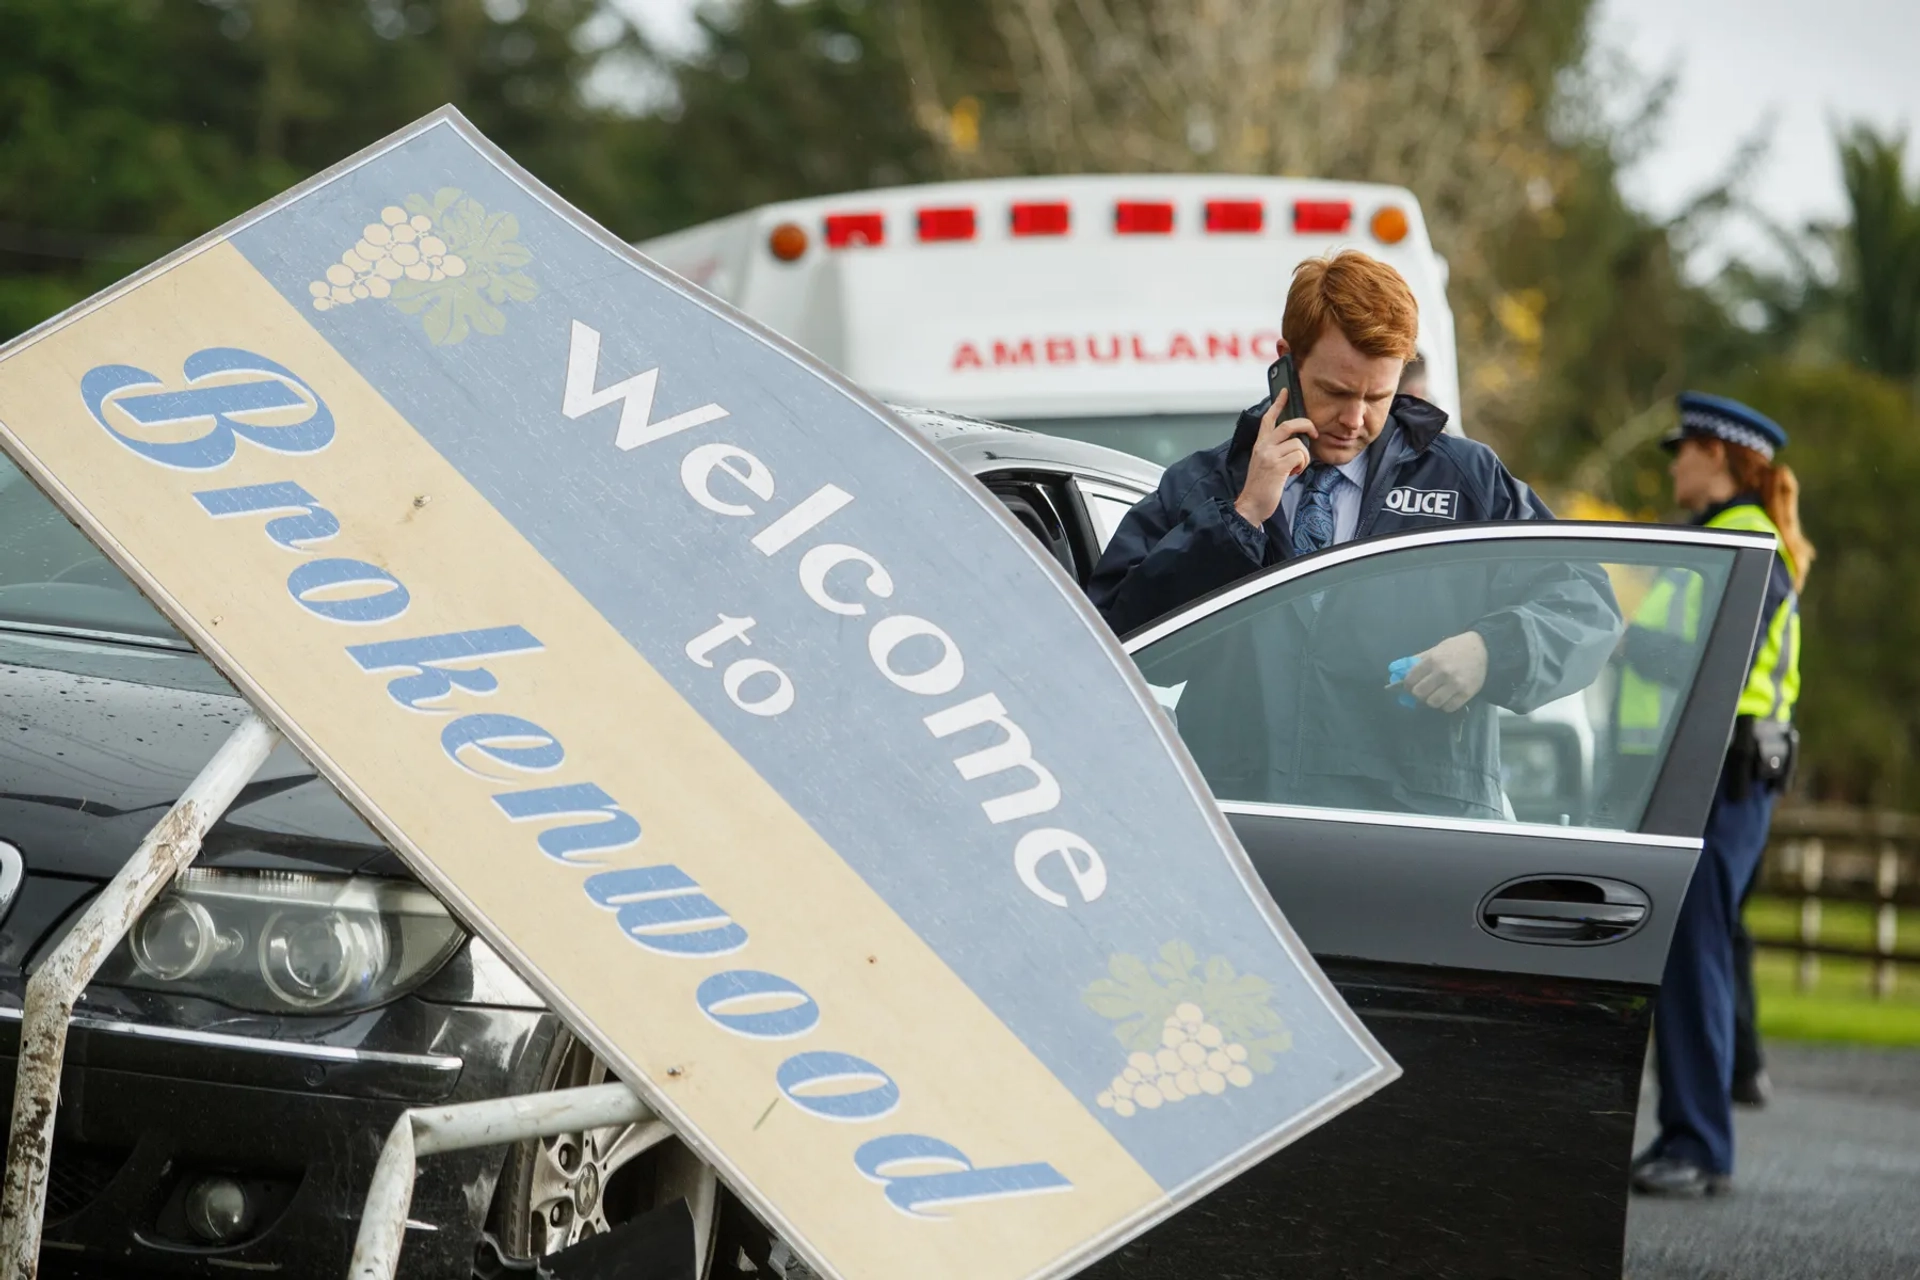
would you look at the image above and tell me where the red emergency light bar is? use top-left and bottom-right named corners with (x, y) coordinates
top-left (825, 212), bottom-right (885, 248)
top-left (1114, 200), bottom-right (1175, 234)
top-left (917, 206), bottom-right (976, 242)
top-left (1205, 200), bottom-right (1264, 233)
top-left (1293, 200), bottom-right (1353, 234)
top-left (1010, 201), bottom-right (1070, 236)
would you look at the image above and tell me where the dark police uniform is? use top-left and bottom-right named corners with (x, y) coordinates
top-left (1091, 396), bottom-right (1553, 634)
top-left (1088, 394), bottom-right (1621, 818)
top-left (1631, 393), bottom-right (1802, 1196)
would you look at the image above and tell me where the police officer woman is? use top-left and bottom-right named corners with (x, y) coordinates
top-left (1629, 392), bottom-right (1811, 1197)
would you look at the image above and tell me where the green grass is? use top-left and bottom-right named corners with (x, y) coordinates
top-left (1746, 894), bottom-right (1920, 1046)
top-left (1746, 894), bottom-right (1920, 949)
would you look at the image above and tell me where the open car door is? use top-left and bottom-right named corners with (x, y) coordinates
top-left (1082, 522), bottom-right (1775, 1280)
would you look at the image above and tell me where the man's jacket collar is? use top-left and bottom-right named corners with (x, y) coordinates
top-left (1227, 393), bottom-right (1450, 483)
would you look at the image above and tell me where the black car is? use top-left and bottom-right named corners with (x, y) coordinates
top-left (0, 410), bottom-right (1769, 1279)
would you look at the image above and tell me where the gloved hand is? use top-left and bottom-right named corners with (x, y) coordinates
top-left (1386, 656), bottom-right (1420, 709)
top-left (1396, 632), bottom-right (1491, 714)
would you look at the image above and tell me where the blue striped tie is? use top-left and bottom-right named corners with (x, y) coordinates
top-left (1290, 463), bottom-right (1342, 557)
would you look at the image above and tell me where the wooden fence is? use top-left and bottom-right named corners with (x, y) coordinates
top-left (1757, 806), bottom-right (1920, 997)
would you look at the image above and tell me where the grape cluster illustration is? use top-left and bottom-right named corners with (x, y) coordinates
top-left (1096, 1002), bottom-right (1254, 1118)
top-left (309, 205), bottom-right (467, 311)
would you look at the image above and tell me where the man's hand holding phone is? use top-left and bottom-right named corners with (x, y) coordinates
top-left (1234, 387), bottom-right (1318, 527)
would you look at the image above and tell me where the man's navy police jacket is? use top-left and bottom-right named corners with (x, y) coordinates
top-left (1089, 395), bottom-right (1622, 819)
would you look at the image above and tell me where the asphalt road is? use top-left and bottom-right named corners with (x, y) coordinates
top-left (1626, 1042), bottom-right (1920, 1280)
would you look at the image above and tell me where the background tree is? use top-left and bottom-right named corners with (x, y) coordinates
top-left (611, 0), bottom-right (951, 233)
top-left (0, 0), bottom-right (647, 337)
top-left (895, 0), bottom-right (1592, 459)
top-left (1708, 362), bottom-right (1920, 804)
top-left (1835, 126), bottom-right (1920, 383)
top-left (1678, 123), bottom-right (1920, 805)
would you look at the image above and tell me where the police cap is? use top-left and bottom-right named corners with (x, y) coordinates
top-left (1662, 391), bottom-right (1788, 461)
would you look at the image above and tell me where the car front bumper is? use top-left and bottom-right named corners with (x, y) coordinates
top-left (0, 956), bottom-right (561, 1279)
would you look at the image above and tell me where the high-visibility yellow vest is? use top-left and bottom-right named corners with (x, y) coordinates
top-left (1617, 503), bottom-right (1800, 756)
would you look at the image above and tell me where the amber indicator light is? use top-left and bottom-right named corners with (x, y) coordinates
top-left (1370, 205), bottom-right (1411, 244)
top-left (768, 222), bottom-right (809, 261)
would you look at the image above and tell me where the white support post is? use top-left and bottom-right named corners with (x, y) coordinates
top-left (1875, 841), bottom-right (1900, 999)
top-left (1798, 837), bottom-right (1824, 991)
top-left (349, 1083), bottom-right (657, 1280)
top-left (1, 712), bottom-right (280, 1280)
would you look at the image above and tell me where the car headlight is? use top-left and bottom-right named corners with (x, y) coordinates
top-left (101, 869), bottom-right (466, 1014)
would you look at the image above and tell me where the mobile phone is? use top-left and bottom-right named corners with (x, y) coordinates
top-left (1234, 354), bottom-right (1309, 458)
top-left (1267, 355), bottom-right (1304, 422)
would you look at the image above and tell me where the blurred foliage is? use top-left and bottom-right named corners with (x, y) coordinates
top-left (0, 0), bottom-right (969, 337)
top-left (0, 0), bottom-right (1917, 803)
top-left (0, 0), bottom-right (651, 337)
top-left (1709, 363), bottom-right (1920, 804)
top-left (1836, 126), bottom-right (1920, 382)
top-left (609, 0), bottom-right (956, 233)
top-left (1467, 38), bottom-right (1793, 507)
top-left (1685, 128), bottom-right (1920, 804)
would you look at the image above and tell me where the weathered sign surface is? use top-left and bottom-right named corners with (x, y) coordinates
top-left (0, 110), bottom-right (1395, 1279)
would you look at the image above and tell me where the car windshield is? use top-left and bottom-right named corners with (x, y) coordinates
top-left (1008, 413), bottom-right (1231, 468)
top-left (0, 454), bottom-right (181, 640)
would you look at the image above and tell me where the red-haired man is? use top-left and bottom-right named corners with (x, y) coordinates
top-left (1090, 250), bottom-right (1618, 819)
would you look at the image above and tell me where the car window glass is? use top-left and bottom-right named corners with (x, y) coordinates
top-left (1073, 479), bottom-right (1149, 551)
top-left (0, 455), bottom-right (179, 640)
top-left (1131, 537), bottom-right (1737, 832)
top-left (1082, 491), bottom-right (1136, 551)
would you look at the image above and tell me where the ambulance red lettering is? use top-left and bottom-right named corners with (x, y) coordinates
top-left (947, 331), bottom-right (1276, 371)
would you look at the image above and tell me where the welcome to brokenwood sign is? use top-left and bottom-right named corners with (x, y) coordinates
top-left (0, 110), bottom-right (1395, 1279)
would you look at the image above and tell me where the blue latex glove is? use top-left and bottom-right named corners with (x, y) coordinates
top-left (1386, 655), bottom-right (1420, 709)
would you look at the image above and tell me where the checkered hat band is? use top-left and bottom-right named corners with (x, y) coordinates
top-left (1682, 409), bottom-right (1775, 460)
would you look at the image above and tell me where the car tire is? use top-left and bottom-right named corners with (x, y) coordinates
top-left (488, 1030), bottom-right (723, 1273)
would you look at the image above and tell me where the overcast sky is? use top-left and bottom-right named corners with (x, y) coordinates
top-left (611, 0), bottom-right (1920, 268)
top-left (1597, 0), bottom-right (1920, 268)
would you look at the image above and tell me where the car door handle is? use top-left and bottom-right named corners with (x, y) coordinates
top-left (1479, 876), bottom-right (1651, 946)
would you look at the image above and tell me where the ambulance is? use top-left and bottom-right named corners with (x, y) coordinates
top-left (637, 174), bottom-right (1462, 468)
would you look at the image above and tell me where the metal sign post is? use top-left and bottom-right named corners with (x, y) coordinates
top-left (0, 713), bottom-right (279, 1278)
top-left (0, 108), bottom-right (1395, 1280)
top-left (349, 1083), bottom-right (657, 1280)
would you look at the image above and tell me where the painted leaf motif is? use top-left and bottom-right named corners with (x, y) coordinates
top-left (485, 268), bottom-right (538, 306)
top-left (1083, 940), bottom-right (1294, 1068)
top-left (1082, 951), bottom-right (1181, 1052)
top-left (405, 187), bottom-right (464, 224)
top-left (383, 188), bottom-right (538, 345)
top-left (1151, 939), bottom-right (1200, 986)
